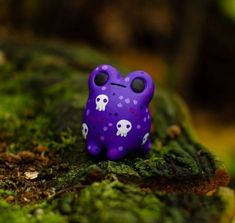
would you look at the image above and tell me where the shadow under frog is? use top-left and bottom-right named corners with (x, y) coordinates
top-left (82, 64), bottom-right (155, 160)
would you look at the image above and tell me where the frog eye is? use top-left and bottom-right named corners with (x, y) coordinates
top-left (94, 72), bottom-right (108, 86)
top-left (131, 77), bottom-right (145, 93)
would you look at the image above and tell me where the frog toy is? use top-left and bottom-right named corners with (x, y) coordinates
top-left (82, 64), bottom-right (155, 160)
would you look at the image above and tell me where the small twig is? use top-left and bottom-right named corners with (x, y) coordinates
top-left (48, 184), bottom-right (88, 200)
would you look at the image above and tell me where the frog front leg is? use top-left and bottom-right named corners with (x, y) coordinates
top-left (106, 146), bottom-right (128, 160)
top-left (141, 139), bottom-right (151, 153)
top-left (86, 140), bottom-right (102, 156)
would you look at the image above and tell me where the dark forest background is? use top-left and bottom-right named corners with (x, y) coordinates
top-left (0, 0), bottom-right (234, 116)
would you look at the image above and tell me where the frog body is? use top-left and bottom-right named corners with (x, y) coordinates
top-left (82, 64), bottom-right (155, 160)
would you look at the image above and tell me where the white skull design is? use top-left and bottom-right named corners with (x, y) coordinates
top-left (116, 119), bottom-right (132, 137)
top-left (96, 94), bottom-right (109, 111)
top-left (82, 123), bottom-right (88, 139)
top-left (142, 133), bottom-right (149, 145)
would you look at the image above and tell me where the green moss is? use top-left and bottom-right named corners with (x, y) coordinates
top-left (0, 95), bottom-right (33, 122)
top-left (0, 189), bottom-right (16, 197)
top-left (0, 200), bottom-right (29, 223)
top-left (0, 199), bottom-right (65, 223)
top-left (53, 180), bottom-right (229, 223)
top-left (74, 180), bottom-right (164, 223)
top-left (0, 180), bottom-right (232, 223)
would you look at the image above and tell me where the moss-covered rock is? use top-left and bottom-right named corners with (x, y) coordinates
top-left (0, 39), bottom-right (233, 222)
top-left (0, 181), bottom-right (234, 223)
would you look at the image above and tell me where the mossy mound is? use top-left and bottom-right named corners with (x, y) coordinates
top-left (1, 181), bottom-right (234, 223)
top-left (0, 39), bottom-right (233, 222)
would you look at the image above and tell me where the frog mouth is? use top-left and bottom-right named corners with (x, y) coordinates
top-left (110, 83), bottom-right (126, 88)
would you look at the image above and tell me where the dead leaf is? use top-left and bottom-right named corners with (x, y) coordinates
top-left (24, 171), bottom-right (39, 180)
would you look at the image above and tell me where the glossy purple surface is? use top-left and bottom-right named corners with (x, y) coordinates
top-left (82, 64), bottom-right (155, 160)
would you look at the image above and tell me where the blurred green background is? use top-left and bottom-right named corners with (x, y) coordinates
top-left (0, 0), bottom-right (235, 186)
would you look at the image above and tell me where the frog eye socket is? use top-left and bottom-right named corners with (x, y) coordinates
top-left (94, 72), bottom-right (108, 86)
top-left (131, 77), bottom-right (145, 93)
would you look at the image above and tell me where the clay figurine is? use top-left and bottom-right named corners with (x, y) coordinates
top-left (82, 64), bottom-right (155, 160)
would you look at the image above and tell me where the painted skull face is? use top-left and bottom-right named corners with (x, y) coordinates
top-left (82, 64), bottom-right (155, 160)
top-left (82, 123), bottom-right (88, 139)
top-left (96, 94), bottom-right (109, 111)
top-left (116, 119), bottom-right (132, 137)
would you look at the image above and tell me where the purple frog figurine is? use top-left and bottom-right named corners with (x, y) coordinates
top-left (82, 64), bottom-right (155, 160)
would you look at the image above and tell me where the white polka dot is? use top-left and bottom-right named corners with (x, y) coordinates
top-left (118, 146), bottom-right (124, 151)
top-left (144, 117), bottom-right (147, 122)
top-left (137, 125), bottom-right (141, 129)
top-left (133, 100), bottom-right (138, 105)
top-left (125, 98), bottom-right (130, 104)
top-left (108, 123), bottom-right (113, 127)
top-left (86, 109), bottom-right (90, 116)
top-left (103, 126), bottom-right (108, 131)
top-left (102, 65), bottom-right (108, 70)
top-left (101, 86), bottom-right (106, 91)
top-left (88, 145), bottom-right (91, 150)
top-left (147, 115), bottom-right (150, 119)
top-left (119, 96), bottom-right (124, 100)
top-left (96, 67), bottom-right (99, 71)
top-left (100, 136), bottom-right (105, 141)
top-left (124, 77), bottom-right (130, 82)
top-left (146, 108), bottom-right (148, 113)
top-left (117, 103), bottom-right (123, 108)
